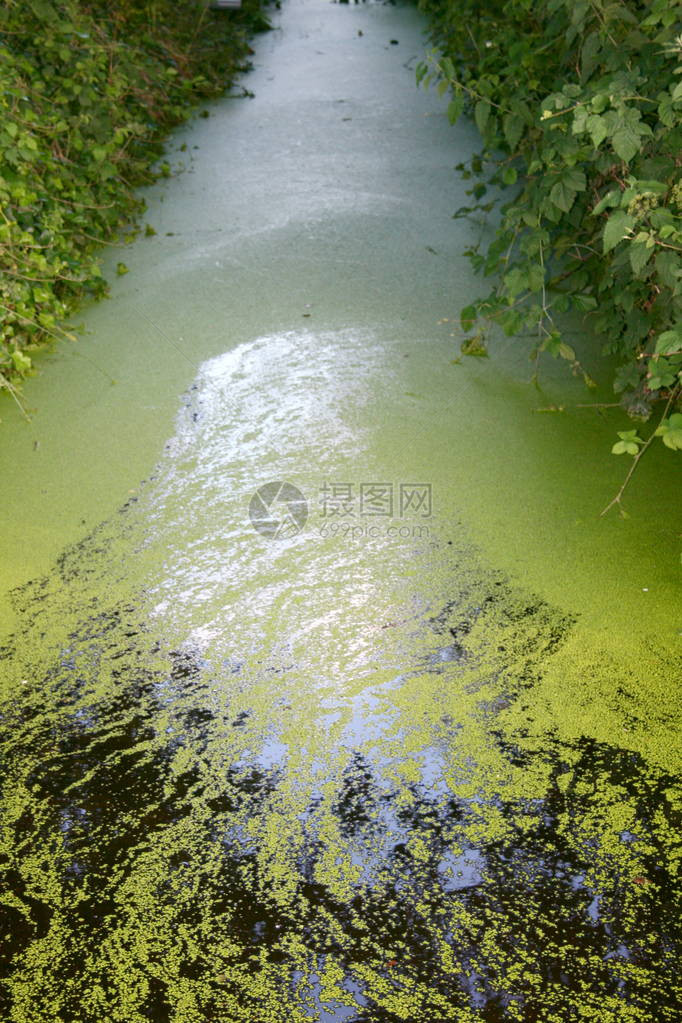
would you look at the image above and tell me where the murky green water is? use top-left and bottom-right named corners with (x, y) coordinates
top-left (0, 1), bottom-right (680, 1020)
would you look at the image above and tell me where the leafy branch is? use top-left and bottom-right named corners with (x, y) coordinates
top-left (417, 0), bottom-right (682, 509)
top-left (601, 387), bottom-right (680, 516)
top-left (0, 0), bottom-right (270, 400)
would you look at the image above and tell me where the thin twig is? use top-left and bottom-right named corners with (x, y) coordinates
top-left (601, 387), bottom-right (680, 517)
top-left (0, 373), bottom-right (31, 421)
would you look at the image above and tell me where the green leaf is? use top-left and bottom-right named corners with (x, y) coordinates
top-left (503, 113), bottom-right (524, 151)
top-left (654, 250), bottom-right (681, 288)
top-left (611, 111), bottom-right (651, 163)
top-left (580, 30), bottom-right (602, 79)
top-left (474, 100), bottom-right (491, 135)
top-left (116, 262), bottom-right (129, 276)
top-left (658, 92), bottom-right (676, 127)
top-left (461, 331), bottom-right (488, 357)
top-left (629, 242), bottom-right (652, 275)
top-left (504, 264), bottom-right (544, 299)
top-left (592, 188), bottom-right (620, 215)
top-left (633, 179), bottom-right (668, 195)
top-left (460, 304), bottom-right (477, 331)
top-left (612, 126), bottom-right (641, 163)
top-left (612, 439), bottom-right (639, 455)
top-left (542, 332), bottom-right (562, 357)
top-left (613, 362), bottom-right (641, 393)
top-left (586, 113), bottom-right (608, 148)
top-left (573, 293), bottom-right (598, 312)
top-left (603, 210), bottom-right (635, 253)
top-left (10, 349), bottom-right (32, 375)
top-left (548, 166), bottom-right (588, 212)
top-left (655, 413), bottom-right (682, 450)
top-left (612, 429), bottom-right (644, 455)
top-left (550, 180), bottom-right (576, 213)
top-left (618, 429), bottom-right (643, 443)
top-left (647, 357), bottom-right (677, 389)
top-left (447, 94), bottom-right (464, 125)
top-left (655, 330), bottom-right (682, 355)
top-left (499, 308), bottom-right (525, 336)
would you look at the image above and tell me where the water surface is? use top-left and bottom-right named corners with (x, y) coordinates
top-left (0, 1), bottom-right (680, 1020)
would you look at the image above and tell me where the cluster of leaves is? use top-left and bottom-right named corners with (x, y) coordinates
top-left (0, 0), bottom-right (270, 414)
top-left (416, 0), bottom-right (682, 499)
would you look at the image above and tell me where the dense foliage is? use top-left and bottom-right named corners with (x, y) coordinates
top-left (0, 0), bottom-right (269, 414)
top-left (417, 0), bottom-right (682, 501)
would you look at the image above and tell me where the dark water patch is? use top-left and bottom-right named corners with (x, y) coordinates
top-left (0, 502), bottom-right (679, 1020)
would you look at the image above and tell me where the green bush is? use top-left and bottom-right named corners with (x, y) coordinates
top-left (0, 0), bottom-right (269, 413)
top-left (417, 0), bottom-right (682, 507)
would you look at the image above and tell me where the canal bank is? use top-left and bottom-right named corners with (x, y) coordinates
top-left (0, 1), bottom-right (680, 1020)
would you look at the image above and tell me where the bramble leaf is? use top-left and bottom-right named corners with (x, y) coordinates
top-left (612, 430), bottom-right (644, 455)
top-left (475, 100), bottom-right (491, 135)
top-left (629, 242), bottom-right (651, 275)
top-left (655, 330), bottom-right (682, 356)
top-left (603, 211), bottom-right (635, 253)
top-left (655, 413), bottom-right (682, 450)
top-left (447, 94), bottom-right (464, 124)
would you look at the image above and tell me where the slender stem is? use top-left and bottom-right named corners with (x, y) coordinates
top-left (0, 302), bottom-right (75, 346)
top-left (0, 373), bottom-right (31, 421)
top-left (600, 387), bottom-right (680, 517)
top-left (465, 24), bottom-right (480, 57)
top-left (434, 66), bottom-right (512, 115)
top-left (576, 401), bottom-right (620, 408)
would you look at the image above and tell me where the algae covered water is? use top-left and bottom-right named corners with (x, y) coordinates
top-left (0, 1), bottom-right (680, 1020)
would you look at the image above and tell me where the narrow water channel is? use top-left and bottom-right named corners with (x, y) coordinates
top-left (0, 1), bottom-right (680, 1021)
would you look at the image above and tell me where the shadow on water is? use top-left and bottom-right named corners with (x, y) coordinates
top-left (0, 512), bottom-right (679, 1022)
